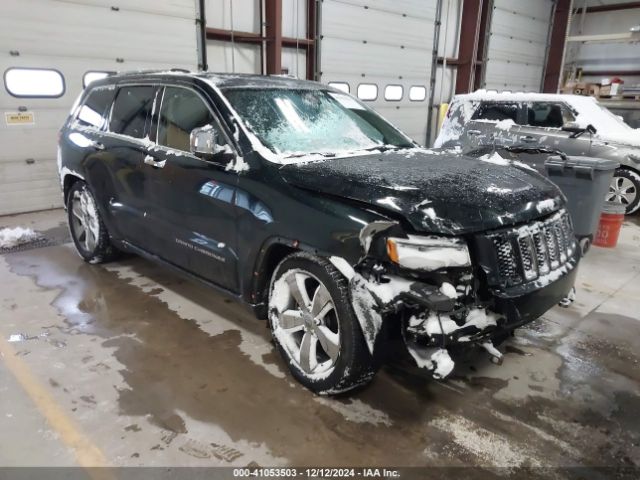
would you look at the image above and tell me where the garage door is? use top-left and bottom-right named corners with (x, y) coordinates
top-left (482, 0), bottom-right (554, 92)
top-left (319, 0), bottom-right (436, 144)
top-left (0, 0), bottom-right (198, 215)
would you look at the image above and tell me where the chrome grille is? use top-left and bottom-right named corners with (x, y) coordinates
top-left (487, 210), bottom-right (575, 287)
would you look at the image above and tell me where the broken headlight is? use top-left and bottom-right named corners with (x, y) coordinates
top-left (386, 235), bottom-right (471, 271)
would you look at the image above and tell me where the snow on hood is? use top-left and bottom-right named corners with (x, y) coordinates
top-left (280, 149), bottom-right (564, 235)
top-left (437, 90), bottom-right (640, 148)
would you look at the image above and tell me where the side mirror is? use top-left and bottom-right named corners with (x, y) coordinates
top-left (561, 122), bottom-right (597, 139)
top-left (190, 125), bottom-right (223, 157)
top-left (561, 122), bottom-right (583, 133)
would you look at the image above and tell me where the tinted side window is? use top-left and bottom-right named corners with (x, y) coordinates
top-left (109, 86), bottom-right (156, 138)
top-left (158, 87), bottom-right (214, 151)
top-left (76, 88), bottom-right (115, 129)
top-left (472, 102), bottom-right (519, 122)
top-left (526, 102), bottom-right (575, 128)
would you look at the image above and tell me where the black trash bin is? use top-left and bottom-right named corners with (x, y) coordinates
top-left (545, 156), bottom-right (619, 253)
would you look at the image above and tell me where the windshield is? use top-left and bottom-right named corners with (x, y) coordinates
top-left (222, 88), bottom-right (414, 157)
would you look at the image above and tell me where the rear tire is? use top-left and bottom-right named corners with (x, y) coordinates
top-left (607, 168), bottom-right (640, 215)
top-left (67, 181), bottom-right (118, 264)
top-left (268, 252), bottom-right (376, 394)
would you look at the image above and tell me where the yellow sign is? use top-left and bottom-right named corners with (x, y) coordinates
top-left (5, 112), bottom-right (35, 125)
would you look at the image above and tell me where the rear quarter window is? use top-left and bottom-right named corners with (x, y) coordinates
top-left (75, 87), bottom-right (115, 129)
top-left (472, 102), bottom-right (519, 122)
top-left (109, 85), bottom-right (156, 138)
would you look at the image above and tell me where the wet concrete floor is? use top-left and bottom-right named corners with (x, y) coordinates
top-left (1, 210), bottom-right (639, 475)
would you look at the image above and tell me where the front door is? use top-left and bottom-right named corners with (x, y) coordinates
top-left (464, 101), bottom-right (522, 150)
top-left (141, 85), bottom-right (240, 292)
top-left (513, 101), bottom-right (591, 174)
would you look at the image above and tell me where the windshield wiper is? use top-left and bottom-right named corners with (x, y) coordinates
top-left (284, 152), bottom-right (337, 159)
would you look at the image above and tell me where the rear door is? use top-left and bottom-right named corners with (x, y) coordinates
top-left (141, 84), bottom-right (240, 292)
top-left (463, 101), bottom-right (522, 149)
top-left (98, 84), bottom-right (160, 249)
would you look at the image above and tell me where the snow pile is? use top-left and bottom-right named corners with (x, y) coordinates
top-left (535, 198), bottom-right (557, 214)
top-left (225, 156), bottom-right (250, 173)
top-left (405, 345), bottom-right (455, 379)
top-left (431, 349), bottom-right (455, 379)
top-left (0, 227), bottom-right (39, 249)
top-left (495, 119), bottom-right (515, 130)
top-left (479, 151), bottom-right (510, 166)
top-left (439, 282), bottom-right (458, 299)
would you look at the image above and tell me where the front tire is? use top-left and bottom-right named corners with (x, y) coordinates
top-left (67, 181), bottom-right (118, 264)
top-left (607, 168), bottom-right (640, 215)
top-left (268, 252), bottom-right (376, 394)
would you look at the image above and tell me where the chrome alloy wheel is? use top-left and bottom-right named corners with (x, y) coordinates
top-left (70, 187), bottom-right (100, 253)
top-left (273, 270), bottom-right (341, 377)
top-left (607, 175), bottom-right (637, 206)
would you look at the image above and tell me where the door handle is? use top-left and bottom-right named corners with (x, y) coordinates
top-left (144, 155), bottom-right (166, 169)
top-left (519, 135), bottom-right (537, 143)
top-left (468, 129), bottom-right (481, 136)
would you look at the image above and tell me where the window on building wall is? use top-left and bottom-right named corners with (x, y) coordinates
top-left (328, 82), bottom-right (350, 93)
top-left (384, 85), bottom-right (403, 101)
top-left (357, 83), bottom-right (377, 101)
top-left (4, 67), bottom-right (65, 98)
top-left (76, 88), bottom-right (115, 129)
top-left (83, 71), bottom-right (115, 88)
top-left (109, 86), bottom-right (156, 139)
top-left (409, 86), bottom-right (427, 101)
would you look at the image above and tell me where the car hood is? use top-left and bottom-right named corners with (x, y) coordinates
top-left (279, 149), bottom-right (564, 235)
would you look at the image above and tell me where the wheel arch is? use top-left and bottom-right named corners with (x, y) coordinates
top-left (249, 237), bottom-right (348, 319)
top-left (62, 173), bottom-right (84, 207)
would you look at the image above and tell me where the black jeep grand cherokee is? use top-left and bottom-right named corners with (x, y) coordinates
top-left (58, 71), bottom-right (579, 394)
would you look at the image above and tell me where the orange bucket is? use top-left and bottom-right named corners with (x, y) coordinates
top-left (594, 202), bottom-right (625, 248)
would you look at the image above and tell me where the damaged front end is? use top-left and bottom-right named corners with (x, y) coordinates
top-left (330, 209), bottom-right (579, 380)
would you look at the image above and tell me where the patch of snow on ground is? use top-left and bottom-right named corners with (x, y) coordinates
top-left (314, 397), bottom-right (392, 426)
top-left (430, 415), bottom-right (541, 467)
top-left (0, 227), bottom-right (39, 249)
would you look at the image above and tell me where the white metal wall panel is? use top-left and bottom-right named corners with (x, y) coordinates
top-left (0, 0), bottom-right (198, 215)
top-left (482, 0), bottom-right (554, 92)
top-left (282, 0), bottom-right (308, 38)
top-left (206, 41), bottom-right (262, 73)
top-left (320, 0), bottom-right (435, 144)
top-left (205, 0), bottom-right (261, 33)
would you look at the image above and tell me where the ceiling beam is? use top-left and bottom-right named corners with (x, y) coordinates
top-left (573, 2), bottom-right (640, 14)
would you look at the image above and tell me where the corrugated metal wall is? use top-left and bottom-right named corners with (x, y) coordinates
top-left (320, 0), bottom-right (438, 144)
top-left (0, 0), bottom-right (198, 215)
top-left (482, 0), bottom-right (555, 92)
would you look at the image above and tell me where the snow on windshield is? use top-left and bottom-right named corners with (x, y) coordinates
top-left (222, 88), bottom-right (413, 159)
